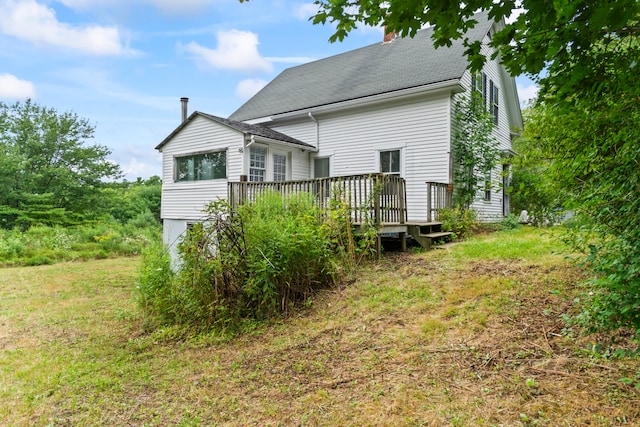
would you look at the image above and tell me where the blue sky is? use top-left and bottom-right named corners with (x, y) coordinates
top-left (0, 0), bottom-right (539, 181)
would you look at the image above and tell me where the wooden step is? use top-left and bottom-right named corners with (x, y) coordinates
top-left (422, 231), bottom-right (453, 239)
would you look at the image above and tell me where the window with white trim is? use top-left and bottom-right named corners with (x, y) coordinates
top-left (490, 82), bottom-right (499, 125)
top-left (471, 72), bottom-right (486, 102)
top-left (249, 146), bottom-right (266, 182)
top-left (380, 149), bottom-right (400, 175)
top-left (484, 171), bottom-right (492, 201)
top-left (176, 151), bottom-right (226, 182)
top-left (273, 153), bottom-right (287, 181)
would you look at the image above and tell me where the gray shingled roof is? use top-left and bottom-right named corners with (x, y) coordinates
top-left (155, 112), bottom-right (314, 150)
top-left (230, 13), bottom-right (493, 122)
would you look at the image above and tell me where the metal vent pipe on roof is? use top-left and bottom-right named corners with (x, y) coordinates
top-left (180, 97), bottom-right (189, 122)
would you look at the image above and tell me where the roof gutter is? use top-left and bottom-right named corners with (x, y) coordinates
top-left (249, 133), bottom-right (318, 152)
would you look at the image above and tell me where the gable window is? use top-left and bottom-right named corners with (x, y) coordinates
top-left (249, 146), bottom-right (266, 182)
top-left (273, 153), bottom-right (287, 181)
top-left (176, 151), bottom-right (226, 182)
top-left (489, 81), bottom-right (499, 125)
top-left (380, 150), bottom-right (400, 175)
top-left (314, 157), bottom-right (330, 178)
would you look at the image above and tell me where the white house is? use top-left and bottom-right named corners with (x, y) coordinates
top-left (156, 12), bottom-right (522, 257)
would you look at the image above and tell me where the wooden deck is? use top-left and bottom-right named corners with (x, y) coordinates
top-left (228, 175), bottom-right (452, 255)
top-left (228, 173), bottom-right (407, 226)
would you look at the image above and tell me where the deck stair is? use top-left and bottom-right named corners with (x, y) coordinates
top-left (406, 222), bottom-right (453, 250)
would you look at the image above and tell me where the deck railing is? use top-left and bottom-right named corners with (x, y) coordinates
top-left (228, 174), bottom-right (407, 225)
top-left (425, 181), bottom-right (452, 222)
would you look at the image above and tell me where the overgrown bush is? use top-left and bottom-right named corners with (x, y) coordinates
top-left (496, 213), bottom-right (522, 231)
top-left (138, 191), bottom-right (376, 333)
top-left (0, 223), bottom-right (161, 266)
top-left (438, 207), bottom-right (479, 240)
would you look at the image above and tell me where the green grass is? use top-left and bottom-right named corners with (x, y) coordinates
top-left (1, 227), bottom-right (639, 426)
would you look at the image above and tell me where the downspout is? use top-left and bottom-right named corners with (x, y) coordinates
top-left (242, 134), bottom-right (256, 177)
top-left (308, 112), bottom-right (319, 151)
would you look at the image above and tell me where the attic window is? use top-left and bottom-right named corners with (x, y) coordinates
top-left (176, 151), bottom-right (226, 182)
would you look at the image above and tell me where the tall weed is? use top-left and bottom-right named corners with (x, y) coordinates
top-left (138, 190), bottom-right (376, 333)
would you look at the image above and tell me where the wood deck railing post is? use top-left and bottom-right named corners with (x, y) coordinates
top-left (373, 174), bottom-right (380, 227)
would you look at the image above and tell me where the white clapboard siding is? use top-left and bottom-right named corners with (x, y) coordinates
top-left (457, 34), bottom-right (517, 220)
top-left (271, 121), bottom-right (317, 148)
top-left (159, 115), bottom-right (244, 220)
top-left (290, 149), bottom-right (311, 180)
top-left (270, 94), bottom-right (453, 222)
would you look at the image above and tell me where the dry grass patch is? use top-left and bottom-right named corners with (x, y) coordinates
top-left (1, 228), bottom-right (639, 426)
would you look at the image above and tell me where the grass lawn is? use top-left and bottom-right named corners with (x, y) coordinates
top-left (1, 227), bottom-right (639, 426)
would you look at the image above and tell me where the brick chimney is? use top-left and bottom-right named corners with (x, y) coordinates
top-left (383, 26), bottom-right (397, 43)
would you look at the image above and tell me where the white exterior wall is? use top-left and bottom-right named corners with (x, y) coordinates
top-left (456, 33), bottom-right (515, 221)
top-left (272, 93), bottom-right (453, 222)
top-left (163, 219), bottom-right (187, 265)
top-left (159, 116), bottom-right (313, 256)
top-left (159, 115), bottom-right (244, 221)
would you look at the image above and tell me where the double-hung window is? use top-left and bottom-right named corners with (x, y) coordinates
top-left (471, 72), bottom-right (487, 104)
top-left (484, 171), bottom-right (492, 201)
top-left (490, 82), bottom-right (499, 125)
top-left (176, 151), bottom-right (226, 182)
top-left (380, 150), bottom-right (400, 175)
top-left (273, 153), bottom-right (287, 182)
top-left (249, 147), bottom-right (266, 182)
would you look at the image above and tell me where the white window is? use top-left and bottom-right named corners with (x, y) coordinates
top-left (484, 171), bottom-right (492, 201)
top-left (176, 151), bottom-right (226, 182)
top-left (273, 153), bottom-right (287, 181)
top-left (380, 150), bottom-right (400, 175)
top-left (249, 146), bottom-right (266, 182)
top-left (489, 81), bottom-right (499, 125)
top-left (314, 157), bottom-right (330, 178)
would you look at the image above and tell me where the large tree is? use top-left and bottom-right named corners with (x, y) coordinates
top-left (0, 100), bottom-right (122, 228)
top-left (308, 1), bottom-right (640, 336)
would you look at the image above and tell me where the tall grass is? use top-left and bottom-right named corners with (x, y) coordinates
top-left (0, 223), bottom-right (161, 266)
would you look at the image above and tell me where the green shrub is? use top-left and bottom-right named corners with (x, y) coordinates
top-left (0, 230), bottom-right (26, 259)
top-left (497, 213), bottom-right (522, 231)
top-left (138, 191), bottom-right (374, 333)
top-left (438, 207), bottom-right (479, 240)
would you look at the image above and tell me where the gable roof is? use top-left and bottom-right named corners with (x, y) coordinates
top-left (155, 111), bottom-right (314, 150)
top-left (230, 12), bottom-right (494, 122)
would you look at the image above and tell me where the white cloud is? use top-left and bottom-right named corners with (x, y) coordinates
top-left (517, 82), bottom-right (539, 105)
top-left (0, 73), bottom-right (37, 99)
top-left (293, 3), bottom-right (318, 20)
top-left (182, 30), bottom-right (272, 73)
top-left (506, 6), bottom-right (524, 24)
top-left (235, 78), bottom-right (268, 99)
top-left (0, 0), bottom-right (131, 55)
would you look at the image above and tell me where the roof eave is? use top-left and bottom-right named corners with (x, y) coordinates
top-left (249, 134), bottom-right (318, 152)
